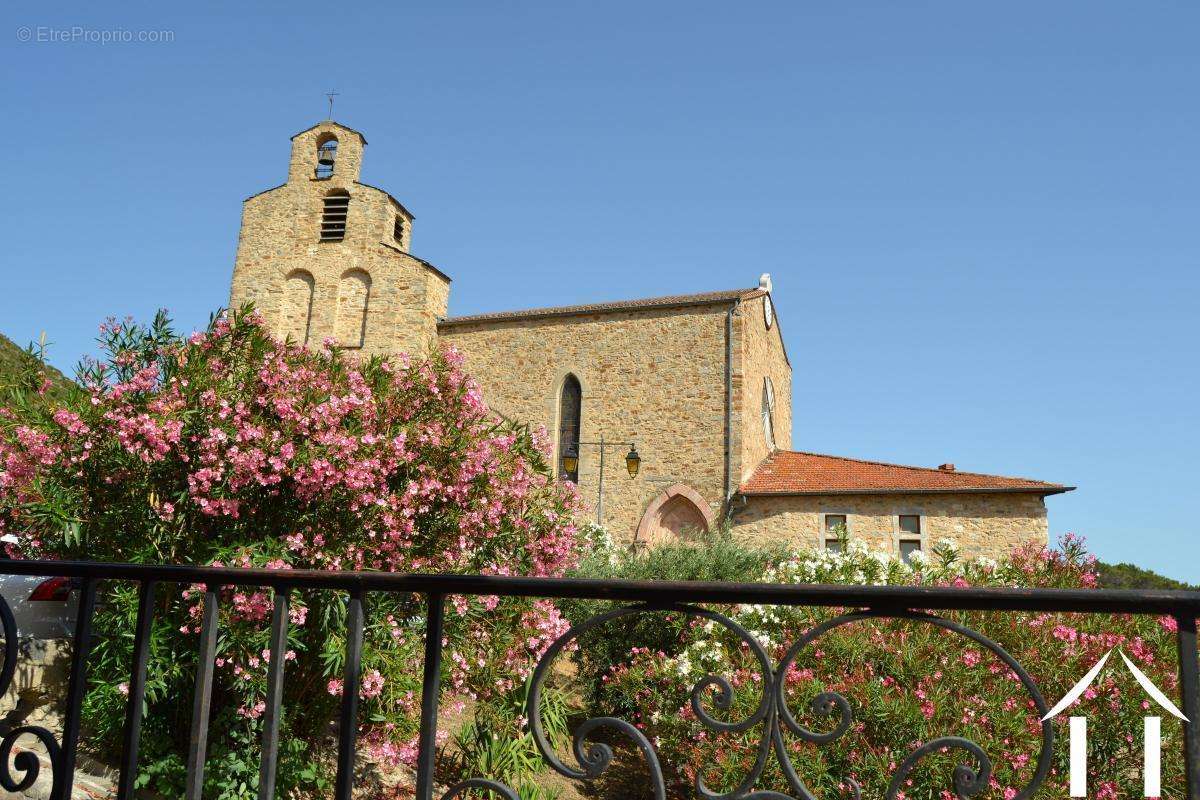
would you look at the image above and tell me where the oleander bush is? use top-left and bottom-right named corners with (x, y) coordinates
top-left (0, 308), bottom-right (582, 800)
top-left (564, 533), bottom-right (1192, 799)
top-left (3, 308), bottom-right (1194, 800)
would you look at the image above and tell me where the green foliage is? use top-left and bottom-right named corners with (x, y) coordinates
top-left (567, 533), bottom-right (1190, 798)
top-left (0, 308), bottom-right (581, 800)
top-left (0, 331), bottom-right (74, 404)
top-left (574, 527), bottom-right (792, 585)
top-left (1095, 560), bottom-right (1194, 590)
top-left (561, 528), bottom-right (792, 707)
top-left (448, 679), bottom-right (568, 800)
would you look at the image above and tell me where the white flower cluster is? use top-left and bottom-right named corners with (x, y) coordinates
top-left (578, 521), bottom-right (620, 566)
top-left (630, 535), bottom-right (1027, 697)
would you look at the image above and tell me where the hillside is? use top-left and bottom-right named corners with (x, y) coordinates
top-left (1094, 560), bottom-right (1195, 591)
top-left (0, 332), bottom-right (74, 401)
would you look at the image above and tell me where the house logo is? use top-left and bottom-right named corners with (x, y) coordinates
top-left (1042, 649), bottom-right (1187, 797)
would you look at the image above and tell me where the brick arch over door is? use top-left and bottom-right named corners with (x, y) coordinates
top-left (635, 483), bottom-right (717, 547)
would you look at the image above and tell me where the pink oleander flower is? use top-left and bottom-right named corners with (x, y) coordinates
top-left (0, 306), bottom-right (583, 788)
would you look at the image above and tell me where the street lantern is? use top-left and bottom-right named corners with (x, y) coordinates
top-left (625, 445), bottom-right (641, 478)
top-left (559, 436), bottom-right (642, 525)
top-left (561, 445), bottom-right (579, 478)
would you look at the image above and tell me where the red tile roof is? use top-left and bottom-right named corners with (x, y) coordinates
top-left (739, 451), bottom-right (1072, 496)
top-left (439, 287), bottom-right (765, 327)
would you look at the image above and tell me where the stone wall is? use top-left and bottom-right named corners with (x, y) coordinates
top-left (229, 121), bottom-right (444, 359)
top-left (440, 305), bottom-right (734, 543)
top-left (730, 491), bottom-right (1049, 560)
top-left (735, 293), bottom-right (792, 484)
top-left (226, 120), bottom-right (1056, 560)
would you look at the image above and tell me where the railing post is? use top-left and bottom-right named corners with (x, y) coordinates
top-left (56, 577), bottom-right (97, 800)
top-left (117, 580), bottom-right (157, 800)
top-left (1177, 611), bottom-right (1200, 799)
top-left (185, 586), bottom-right (221, 800)
top-left (258, 589), bottom-right (290, 800)
top-left (414, 593), bottom-right (446, 800)
top-left (334, 588), bottom-right (365, 800)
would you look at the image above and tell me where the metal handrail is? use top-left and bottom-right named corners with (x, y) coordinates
top-left (4, 558), bottom-right (1200, 612)
top-left (0, 559), bottom-right (1196, 800)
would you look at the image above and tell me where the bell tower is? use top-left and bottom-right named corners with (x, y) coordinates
top-left (287, 121), bottom-right (365, 185)
top-left (229, 121), bottom-right (448, 357)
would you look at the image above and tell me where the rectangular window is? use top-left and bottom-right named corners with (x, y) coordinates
top-left (824, 514), bottom-right (847, 552)
top-left (898, 514), bottom-right (922, 563)
top-left (899, 539), bottom-right (922, 563)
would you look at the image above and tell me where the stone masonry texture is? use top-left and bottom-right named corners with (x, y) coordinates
top-left (226, 121), bottom-right (1056, 558)
top-left (440, 304), bottom-right (735, 544)
top-left (732, 492), bottom-right (1048, 560)
top-left (229, 121), bottom-right (447, 360)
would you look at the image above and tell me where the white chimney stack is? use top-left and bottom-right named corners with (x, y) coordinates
top-left (758, 273), bottom-right (773, 293)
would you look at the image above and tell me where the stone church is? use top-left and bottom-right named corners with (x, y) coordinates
top-left (229, 120), bottom-right (1072, 560)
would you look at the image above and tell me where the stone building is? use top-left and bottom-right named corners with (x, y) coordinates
top-left (229, 120), bottom-right (1072, 561)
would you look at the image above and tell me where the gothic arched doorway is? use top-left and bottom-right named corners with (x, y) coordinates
top-left (635, 484), bottom-right (716, 548)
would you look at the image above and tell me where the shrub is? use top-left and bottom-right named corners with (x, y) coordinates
top-left (0, 308), bottom-right (582, 799)
top-left (561, 528), bottom-right (792, 706)
top-left (564, 534), bottom-right (1192, 799)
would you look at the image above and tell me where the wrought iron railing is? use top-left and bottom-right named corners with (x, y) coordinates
top-left (0, 559), bottom-right (1197, 799)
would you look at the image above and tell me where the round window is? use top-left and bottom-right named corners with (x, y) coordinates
top-left (764, 295), bottom-right (774, 329)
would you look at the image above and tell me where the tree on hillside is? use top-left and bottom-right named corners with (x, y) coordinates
top-left (1095, 560), bottom-right (1194, 590)
top-left (0, 331), bottom-right (74, 403)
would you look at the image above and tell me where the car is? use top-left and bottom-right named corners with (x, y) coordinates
top-left (0, 573), bottom-right (80, 641)
top-left (0, 534), bottom-right (79, 642)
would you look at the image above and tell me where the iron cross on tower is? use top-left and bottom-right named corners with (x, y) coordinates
top-left (325, 90), bottom-right (340, 119)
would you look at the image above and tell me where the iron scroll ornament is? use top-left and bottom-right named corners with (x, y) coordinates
top-left (443, 605), bottom-right (1055, 800)
top-left (0, 592), bottom-right (63, 797)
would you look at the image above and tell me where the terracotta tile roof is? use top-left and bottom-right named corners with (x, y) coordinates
top-left (439, 287), bottom-right (766, 327)
top-left (739, 451), bottom-right (1073, 496)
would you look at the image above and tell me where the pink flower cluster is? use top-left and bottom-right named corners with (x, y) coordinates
top-left (0, 308), bottom-right (585, 775)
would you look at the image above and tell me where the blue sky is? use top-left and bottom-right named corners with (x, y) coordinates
top-left (3, 2), bottom-right (1197, 580)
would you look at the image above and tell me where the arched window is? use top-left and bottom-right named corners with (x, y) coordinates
top-left (393, 214), bottom-right (406, 247)
top-left (281, 269), bottom-right (315, 346)
top-left (320, 190), bottom-right (350, 242)
top-left (315, 136), bottom-right (338, 179)
top-left (558, 374), bottom-right (582, 482)
top-left (762, 377), bottom-right (776, 450)
top-left (335, 269), bottom-right (371, 348)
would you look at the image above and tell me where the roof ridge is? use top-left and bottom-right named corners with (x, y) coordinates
top-left (440, 286), bottom-right (764, 325)
top-left (772, 450), bottom-right (1066, 488)
top-left (290, 120), bottom-right (367, 143)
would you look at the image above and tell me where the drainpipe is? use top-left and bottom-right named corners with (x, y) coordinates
top-left (723, 298), bottom-right (741, 518)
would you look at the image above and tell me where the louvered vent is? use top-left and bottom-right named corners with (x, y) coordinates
top-left (320, 192), bottom-right (349, 241)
